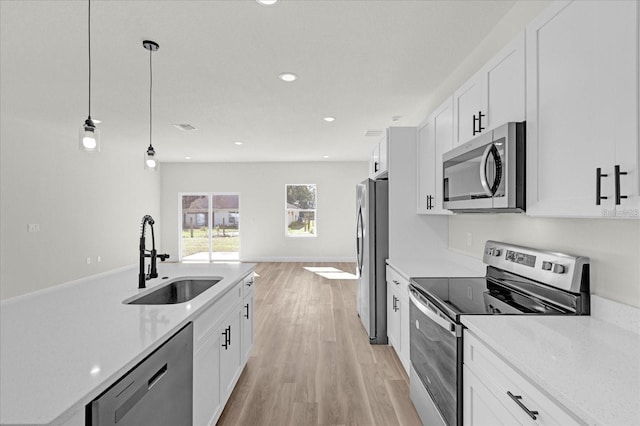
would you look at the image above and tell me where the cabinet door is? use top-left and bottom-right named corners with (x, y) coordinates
top-left (453, 71), bottom-right (485, 146)
top-left (417, 120), bottom-right (435, 214)
top-left (193, 332), bottom-right (221, 426)
top-left (242, 291), bottom-right (254, 363)
top-left (386, 282), bottom-right (400, 351)
top-left (463, 365), bottom-right (520, 426)
top-left (526, 0), bottom-right (639, 217)
top-left (398, 292), bottom-right (410, 375)
top-left (484, 31), bottom-right (525, 130)
top-left (433, 98), bottom-right (454, 214)
top-left (219, 307), bottom-right (243, 399)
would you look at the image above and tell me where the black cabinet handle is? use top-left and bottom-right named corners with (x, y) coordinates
top-left (472, 111), bottom-right (485, 136)
top-left (507, 391), bottom-right (539, 420)
top-left (426, 195), bottom-right (434, 210)
top-left (615, 165), bottom-right (628, 205)
top-left (244, 303), bottom-right (250, 319)
top-left (596, 167), bottom-right (609, 205)
top-left (227, 325), bottom-right (231, 347)
top-left (392, 295), bottom-right (399, 312)
top-left (221, 328), bottom-right (229, 349)
top-left (374, 161), bottom-right (379, 173)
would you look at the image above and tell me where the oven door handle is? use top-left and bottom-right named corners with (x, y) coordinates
top-left (409, 288), bottom-right (461, 337)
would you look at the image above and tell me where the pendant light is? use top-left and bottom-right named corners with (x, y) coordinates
top-left (79, 0), bottom-right (100, 152)
top-left (143, 40), bottom-right (159, 171)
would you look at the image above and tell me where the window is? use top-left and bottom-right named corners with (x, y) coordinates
top-left (180, 193), bottom-right (240, 261)
top-left (285, 184), bottom-right (317, 237)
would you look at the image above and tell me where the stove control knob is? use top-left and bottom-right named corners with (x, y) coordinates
top-left (493, 249), bottom-right (502, 257)
top-left (487, 248), bottom-right (494, 256)
top-left (542, 261), bottom-right (552, 271)
top-left (552, 264), bottom-right (565, 274)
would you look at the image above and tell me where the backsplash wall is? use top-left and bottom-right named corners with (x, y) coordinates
top-left (449, 215), bottom-right (640, 307)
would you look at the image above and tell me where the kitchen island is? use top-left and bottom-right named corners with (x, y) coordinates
top-left (0, 262), bottom-right (256, 426)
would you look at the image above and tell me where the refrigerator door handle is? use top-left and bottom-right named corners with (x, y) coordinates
top-left (356, 207), bottom-right (364, 275)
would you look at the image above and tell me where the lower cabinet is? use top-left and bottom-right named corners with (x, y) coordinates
top-left (386, 265), bottom-right (410, 375)
top-left (463, 330), bottom-right (582, 426)
top-left (193, 273), bottom-right (254, 426)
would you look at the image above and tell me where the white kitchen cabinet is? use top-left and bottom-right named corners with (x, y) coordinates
top-left (463, 365), bottom-right (520, 426)
top-left (241, 274), bottom-right (255, 363)
top-left (370, 132), bottom-right (389, 179)
top-left (386, 265), bottom-right (410, 375)
top-left (193, 273), bottom-right (253, 426)
top-left (463, 330), bottom-right (583, 426)
top-left (417, 96), bottom-right (454, 215)
top-left (219, 304), bottom-right (243, 399)
top-left (526, 0), bottom-right (640, 218)
top-left (453, 32), bottom-right (525, 147)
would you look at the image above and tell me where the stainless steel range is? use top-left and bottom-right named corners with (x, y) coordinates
top-left (408, 241), bottom-right (590, 426)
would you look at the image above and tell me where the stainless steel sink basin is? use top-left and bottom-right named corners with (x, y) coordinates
top-left (125, 278), bottom-right (221, 305)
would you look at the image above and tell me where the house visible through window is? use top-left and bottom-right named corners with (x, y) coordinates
top-left (180, 193), bottom-right (240, 261)
top-left (286, 184), bottom-right (317, 237)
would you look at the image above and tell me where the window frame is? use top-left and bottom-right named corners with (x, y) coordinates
top-left (284, 184), bottom-right (317, 238)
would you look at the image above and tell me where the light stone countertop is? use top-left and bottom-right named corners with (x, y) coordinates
top-left (0, 262), bottom-right (256, 426)
top-left (387, 249), bottom-right (486, 280)
top-left (461, 301), bottom-right (640, 426)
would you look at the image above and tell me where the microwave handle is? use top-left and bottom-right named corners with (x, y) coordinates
top-left (480, 143), bottom-right (502, 197)
top-left (409, 288), bottom-right (460, 337)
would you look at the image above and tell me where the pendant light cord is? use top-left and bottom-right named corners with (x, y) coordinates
top-left (88, 0), bottom-right (91, 117)
top-left (149, 46), bottom-right (153, 149)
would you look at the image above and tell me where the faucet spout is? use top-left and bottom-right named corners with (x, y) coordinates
top-left (139, 215), bottom-right (169, 289)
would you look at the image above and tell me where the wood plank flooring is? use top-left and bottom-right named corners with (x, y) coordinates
top-left (216, 262), bottom-right (422, 426)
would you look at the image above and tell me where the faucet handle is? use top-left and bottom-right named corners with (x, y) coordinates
top-left (158, 253), bottom-right (170, 262)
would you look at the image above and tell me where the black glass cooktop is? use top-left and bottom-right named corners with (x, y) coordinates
top-left (410, 266), bottom-right (581, 321)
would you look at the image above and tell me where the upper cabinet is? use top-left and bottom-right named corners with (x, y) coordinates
top-left (526, 0), bottom-right (639, 218)
top-left (369, 132), bottom-right (389, 179)
top-left (453, 32), bottom-right (526, 147)
top-left (417, 96), bottom-right (454, 215)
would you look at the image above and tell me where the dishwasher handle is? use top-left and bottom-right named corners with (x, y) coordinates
top-left (409, 287), bottom-right (460, 337)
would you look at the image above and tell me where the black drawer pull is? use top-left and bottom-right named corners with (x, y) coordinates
top-left (507, 391), bottom-right (539, 420)
top-left (596, 167), bottom-right (609, 205)
top-left (615, 165), bottom-right (628, 205)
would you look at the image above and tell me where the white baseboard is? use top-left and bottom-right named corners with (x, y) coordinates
top-left (240, 256), bottom-right (355, 263)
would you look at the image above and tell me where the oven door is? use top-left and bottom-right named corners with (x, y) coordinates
top-left (409, 286), bottom-right (462, 426)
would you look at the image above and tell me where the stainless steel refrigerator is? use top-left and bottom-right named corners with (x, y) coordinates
top-left (356, 178), bottom-right (389, 344)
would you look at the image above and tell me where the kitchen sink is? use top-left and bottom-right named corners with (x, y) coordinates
top-left (125, 278), bottom-right (221, 305)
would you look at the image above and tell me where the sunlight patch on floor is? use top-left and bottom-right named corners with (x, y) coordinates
top-left (304, 266), bottom-right (357, 280)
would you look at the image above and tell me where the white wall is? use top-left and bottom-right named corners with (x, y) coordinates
top-left (160, 162), bottom-right (368, 262)
top-left (449, 215), bottom-right (640, 307)
top-left (434, 1), bottom-right (640, 308)
top-left (0, 117), bottom-right (161, 300)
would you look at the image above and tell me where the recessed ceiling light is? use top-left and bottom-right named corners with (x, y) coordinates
top-left (256, 0), bottom-right (278, 5)
top-left (173, 123), bottom-right (197, 131)
top-left (323, 116), bottom-right (335, 122)
top-left (323, 155), bottom-right (330, 159)
top-left (185, 156), bottom-right (192, 160)
top-left (234, 141), bottom-right (243, 146)
top-left (278, 72), bottom-right (297, 82)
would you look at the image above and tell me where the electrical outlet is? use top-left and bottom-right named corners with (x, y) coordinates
top-left (27, 224), bottom-right (40, 233)
top-left (86, 257), bottom-right (91, 265)
top-left (97, 256), bottom-right (101, 263)
top-left (466, 232), bottom-right (473, 247)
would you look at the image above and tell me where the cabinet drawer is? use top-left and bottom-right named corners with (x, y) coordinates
top-left (464, 330), bottom-right (583, 425)
top-left (386, 265), bottom-right (409, 300)
top-left (194, 282), bottom-right (242, 348)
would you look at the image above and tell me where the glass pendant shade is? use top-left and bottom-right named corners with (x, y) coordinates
top-left (145, 146), bottom-right (157, 171)
top-left (79, 117), bottom-right (100, 152)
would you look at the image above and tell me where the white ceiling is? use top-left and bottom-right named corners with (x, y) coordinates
top-left (0, 0), bottom-right (516, 163)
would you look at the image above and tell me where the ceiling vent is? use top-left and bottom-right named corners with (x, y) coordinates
top-left (364, 129), bottom-right (384, 137)
top-left (173, 123), bottom-right (197, 131)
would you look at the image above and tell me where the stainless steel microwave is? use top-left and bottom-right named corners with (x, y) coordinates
top-left (443, 122), bottom-right (525, 213)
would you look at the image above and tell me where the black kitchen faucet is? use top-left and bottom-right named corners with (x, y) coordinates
top-left (139, 215), bottom-right (170, 289)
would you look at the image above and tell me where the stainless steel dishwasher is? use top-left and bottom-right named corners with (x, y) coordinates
top-left (88, 323), bottom-right (193, 426)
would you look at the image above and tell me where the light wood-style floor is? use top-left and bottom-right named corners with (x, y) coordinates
top-left (217, 262), bottom-right (422, 426)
